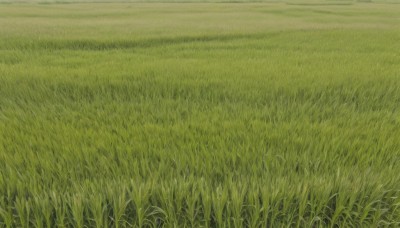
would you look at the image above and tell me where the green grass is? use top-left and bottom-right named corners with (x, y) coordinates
top-left (1, 1), bottom-right (400, 227)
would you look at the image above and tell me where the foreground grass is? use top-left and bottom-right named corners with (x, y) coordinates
top-left (1, 2), bottom-right (400, 227)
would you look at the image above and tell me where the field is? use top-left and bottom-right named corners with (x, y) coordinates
top-left (1, 1), bottom-right (400, 227)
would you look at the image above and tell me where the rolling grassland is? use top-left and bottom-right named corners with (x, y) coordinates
top-left (0, 1), bottom-right (400, 227)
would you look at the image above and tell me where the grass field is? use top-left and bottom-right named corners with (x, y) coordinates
top-left (1, 1), bottom-right (400, 227)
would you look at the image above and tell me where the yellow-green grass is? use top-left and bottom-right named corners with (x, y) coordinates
top-left (0, 2), bottom-right (400, 227)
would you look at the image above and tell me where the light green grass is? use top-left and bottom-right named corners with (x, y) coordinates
top-left (1, 2), bottom-right (400, 227)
